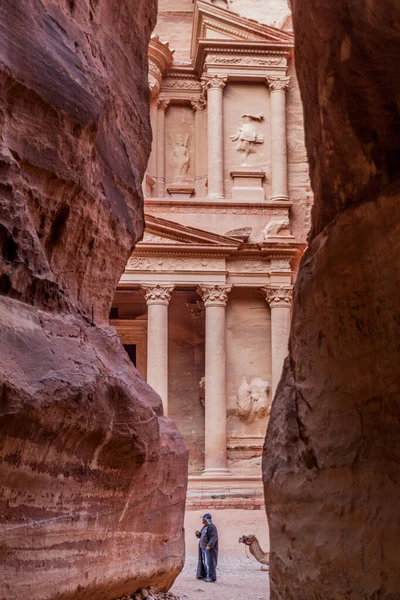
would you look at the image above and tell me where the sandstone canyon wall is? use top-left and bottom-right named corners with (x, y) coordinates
top-left (0, 2), bottom-right (188, 599)
top-left (263, 1), bottom-right (400, 598)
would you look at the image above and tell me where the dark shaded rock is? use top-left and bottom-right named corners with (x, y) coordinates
top-left (264, 1), bottom-right (400, 598)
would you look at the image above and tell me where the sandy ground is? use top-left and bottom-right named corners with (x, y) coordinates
top-left (171, 510), bottom-right (270, 600)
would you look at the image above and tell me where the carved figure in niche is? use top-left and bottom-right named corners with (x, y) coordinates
top-left (168, 133), bottom-right (191, 179)
top-left (230, 114), bottom-right (264, 166)
top-left (263, 217), bottom-right (290, 239)
top-left (199, 377), bottom-right (205, 407)
top-left (237, 376), bottom-right (270, 422)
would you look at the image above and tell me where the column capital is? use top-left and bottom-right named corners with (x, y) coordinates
top-left (157, 98), bottom-right (170, 111)
top-left (201, 74), bottom-right (227, 93)
top-left (198, 284), bottom-right (232, 307)
top-left (267, 76), bottom-right (291, 93)
top-left (262, 285), bottom-right (293, 308)
top-left (141, 284), bottom-right (175, 306)
top-left (191, 96), bottom-right (207, 112)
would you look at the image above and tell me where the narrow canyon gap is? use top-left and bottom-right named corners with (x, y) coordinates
top-left (264, 1), bottom-right (400, 599)
top-left (0, 1), bottom-right (188, 599)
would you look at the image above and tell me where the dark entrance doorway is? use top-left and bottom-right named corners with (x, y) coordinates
top-left (123, 344), bottom-right (137, 367)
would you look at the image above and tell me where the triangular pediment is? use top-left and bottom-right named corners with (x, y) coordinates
top-left (139, 214), bottom-right (240, 248)
top-left (191, 0), bottom-right (294, 56)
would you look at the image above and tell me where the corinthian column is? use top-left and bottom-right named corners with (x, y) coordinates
top-left (201, 75), bottom-right (227, 200)
top-left (156, 99), bottom-right (170, 197)
top-left (198, 284), bottom-right (232, 476)
top-left (267, 76), bottom-right (290, 202)
top-left (262, 286), bottom-right (293, 398)
top-left (141, 284), bottom-right (174, 415)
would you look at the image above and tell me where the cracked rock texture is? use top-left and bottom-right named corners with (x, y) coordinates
top-left (263, 1), bottom-right (400, 599)
top-left (0, 1), bottom-right (188, 600)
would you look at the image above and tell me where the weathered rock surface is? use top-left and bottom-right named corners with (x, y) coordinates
top-left (264, 1), bottom-right (400, 598)
top-left (0, 1), bottom-right (188, 599)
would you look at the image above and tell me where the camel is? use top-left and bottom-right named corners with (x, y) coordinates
top-left (238, 534), bottom-right (270, 571)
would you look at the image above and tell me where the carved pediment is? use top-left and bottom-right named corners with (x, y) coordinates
top-left (139, 214), bottom-right (240, 248)
top-left (191, 0), bottom-right (294, 57)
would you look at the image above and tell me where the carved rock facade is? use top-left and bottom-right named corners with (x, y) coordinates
top-left (113, 0), bottom-right (309, 483)
top-left (264, 0), bottom-right (400, 598)
top-left (0, 2), bottom-right (188, 599)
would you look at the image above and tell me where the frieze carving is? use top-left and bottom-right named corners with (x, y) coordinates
top-left (227, 260), bottom-right (270, 273)
top-left (140, 284), bottom-right (175, 306)
top-left (162, 78), bottom-right (202, 91)
top-left (263, 217), bottom-right (291, 239)
top-left (230, 114), bottom-right (264, 167)
top-left (145, 205), bottom-right (271, 215)
top-left (267, 76), bottom-right (291, 92)
top-left (127, 257), bottom-right (151, 270)
top-left (201, 74), bottom-right (227, 92)
top-left (237, 376), bottom-right (271, 422)
top-left (191, 97), bottom-right (207, 112)
top-left (262, 286), bottom-right (293, 308)
top-left (198, 284), bottom-right (232, 307)
top-left (206, 55), bottom-right (286, 67)
top-left (168, 133), bottom-right (191, 179)
top-left (269, 257), bottom-right (291, 271)
top-left (127, 257), bottom-right (223, 272)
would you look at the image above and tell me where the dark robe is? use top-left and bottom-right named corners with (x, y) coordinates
top-left (196, 522), bottom-right (218, 581)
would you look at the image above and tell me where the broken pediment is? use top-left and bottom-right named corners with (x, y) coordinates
top-left (140, 214), bottom-right (240, 248)
top-left (191, 0), bottom-right (294, 58)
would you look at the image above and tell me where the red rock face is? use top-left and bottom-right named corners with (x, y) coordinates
top-left (0, 1), bottom-right (188, 599)
top-left (264, 1), bottom-right (400, 598)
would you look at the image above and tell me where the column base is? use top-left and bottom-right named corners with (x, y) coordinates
top-left (270, 194), bottom-right (290, 202)
top-left (201, 468), bottom-right (231, 478)
top-left (208, 193), bottom-right (225, 200)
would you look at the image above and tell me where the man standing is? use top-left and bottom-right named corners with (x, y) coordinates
top-left (195, 513), bottom-right (218, 582)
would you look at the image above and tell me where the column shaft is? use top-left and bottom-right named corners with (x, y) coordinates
top-left (148, 100), bottom-right (158, 182)
top-left (156, 100), bottom-right (169, 197)
top-left (191, 97), bottom-right (207, 197)
top-left (198, 285), bottom-right (231, 476)
top-left (270, 305), bottom-right (291, 397)
top-left (202, 76), bottom-right (227, 200)
top-left (141, 284), bottom-right (174, 415)
top-left (147, 303), bottom-right (169, 409)
top-left (263, 286), bottom-right (293, 398)
top-left (268, 77), bottom-right (290, 201)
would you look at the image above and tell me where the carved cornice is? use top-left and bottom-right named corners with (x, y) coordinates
top-left (201, 74), bottom-right (227, 93)
top-left (262, 286), bottom-right (293, 308)
top-left (267, 75), bottom-right (291, 92)
top-left (198, 284), bottom-right (232, 307)
top-left (140, 284), bottom-right (175, 306)
top-left (191, 97), bottom-right (207, 112)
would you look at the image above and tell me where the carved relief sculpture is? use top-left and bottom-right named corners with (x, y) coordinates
top-left (199, 376), bottom-right (205, 408)
top-left (168, 134), bottom-right (191, 179)
top-left (230, 114), bottom-right (264, 166)
top-left (237, 376), bottom-right (270, 422)
top-left (263, 217), bottom-right (291, 239)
